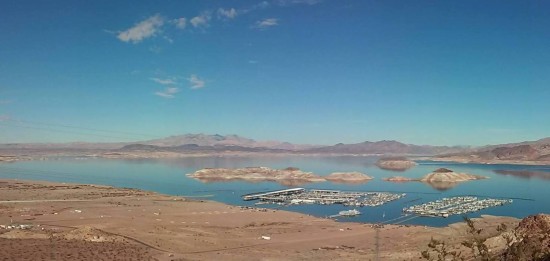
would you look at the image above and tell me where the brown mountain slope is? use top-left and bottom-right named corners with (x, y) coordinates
top-left (434, 138), bottom-right (550, 164)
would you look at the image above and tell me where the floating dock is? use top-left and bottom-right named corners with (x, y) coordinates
top-left (242, 188), bottom-right (306, 201)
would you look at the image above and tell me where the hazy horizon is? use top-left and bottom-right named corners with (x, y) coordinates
top-left (1, 1), bottom-right (549, 146)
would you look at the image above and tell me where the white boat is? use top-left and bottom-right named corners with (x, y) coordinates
top-left (339, 209), bottom-right (361, 216)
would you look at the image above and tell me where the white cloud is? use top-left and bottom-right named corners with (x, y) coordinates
top-left (190, 12), bottom-right (211, 28)
top-left (0, 114), bottom-right (10, 121)
top-left (117, 14), bottom-right (164, 43)
top-left (188, 74), bottom-right (205, 89)
top-left (150, 77), bottom-right (177, 85)
top-left (218, 8), bottom-right (238, 19)
top-left (256, 1), bottom-right (270, 9)
top-left (163, 35), bottom-right (174, 44)
top-left (248, 60), bottom-right (258, 64)
top-left (254, 18), bottom-right (278, 29)
top-left (155, 87), bottom-right (179, 98)
top-left (172, 17), bottom-right (187, 29)
top-left (0, 100), bottom-right (12, 105)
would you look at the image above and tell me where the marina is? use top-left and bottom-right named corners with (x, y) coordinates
top-left (403, 196), bottom-right (513, 218)
top-left (243, 188), bottom-right (406, 207)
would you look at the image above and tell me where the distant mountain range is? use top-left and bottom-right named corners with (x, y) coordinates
top-left (1, 134), bottom-right (549, 161)
top-left (301, 140), bottom-right (467, 155)
top-left (138, 134), bottom-right (319, 151)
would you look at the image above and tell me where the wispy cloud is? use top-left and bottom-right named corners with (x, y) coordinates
top-left (275, 0), bottom-right (322, 6)
top-left (150, 77), bottom-right (177, 85)
top-left (253, 18), bottom-right (279, 29)
top-left (248, 60), bottom-right (258, 64)
top-left (0, 100), bottom-right (12, 105)
top-left (155, 87), bottom-right (179, 99)
top-left (190, 12), bottom-right (211, 28)
top-left (218, 8), bottom-right (238, 19)
top-left (0, 114), bottom-right (10, 121)
top-left (172, 17), bottom-right (187, 29)
top-left (117, 14), bottom-right (164, 43)
top-left (188, 74), bottom-right (205, 89)
top-left (241, 1), bottom-right (270, 14)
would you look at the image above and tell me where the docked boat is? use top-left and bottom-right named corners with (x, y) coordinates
top-left (339, 209), bottom-right (361, 216)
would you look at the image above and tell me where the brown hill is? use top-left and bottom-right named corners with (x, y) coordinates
top-left (435, 137), bottom-right (550, 164)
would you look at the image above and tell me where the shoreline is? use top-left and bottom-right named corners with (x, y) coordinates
top-left (3, 151), bottom-right (550, 166)
top-left (0, 178), bottom-right (525, 260)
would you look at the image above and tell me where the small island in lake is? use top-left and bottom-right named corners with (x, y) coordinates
top-left (324, 172), bottom-right (373, 183)
top-left (420, 168), bottom-right (488, 183)
top-left (187, 167), bottom-right (373, 184)
top-left (383, 168), bottom-right (488, 190)
top-left (376, 157), bottom-right (417, 171)
top-left (187, 167), bottom-right (325, 184)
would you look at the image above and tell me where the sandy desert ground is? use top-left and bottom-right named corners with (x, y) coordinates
top-left (0, 179), bottom-right (521, 260)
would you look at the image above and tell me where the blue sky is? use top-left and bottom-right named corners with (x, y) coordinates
top-left (0, 0), bottom-right (549, 146)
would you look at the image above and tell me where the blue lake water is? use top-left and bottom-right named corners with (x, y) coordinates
top-left (0, 156), bottom-right (549, 227)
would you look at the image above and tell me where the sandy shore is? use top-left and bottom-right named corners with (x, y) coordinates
top-left (0, 179), bottom-right (520, 260)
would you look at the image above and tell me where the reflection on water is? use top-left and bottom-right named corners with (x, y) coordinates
top-left (494, 169), bottom-right (550, 180)
top-left (421, 181), bottom-right (459, 191)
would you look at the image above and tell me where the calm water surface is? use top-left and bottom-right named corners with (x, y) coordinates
top-left (1, 156), bottom-right (549, 227)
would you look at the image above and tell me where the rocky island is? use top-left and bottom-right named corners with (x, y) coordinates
top-left (187, 167), bottom-right (373, 184)
top-left (421, 168), bottom-right (488, 183)
top-left (383, 168), bottom-right (488, 190)
top-left (324, 172), bottom-right (373, 183)
top-left (187, 167), bottom-right (325, 184)
top-left (376, 157), bottom-right (417, 171)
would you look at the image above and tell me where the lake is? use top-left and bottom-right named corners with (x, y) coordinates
top-left (1, 156), bottom-right (549, 227)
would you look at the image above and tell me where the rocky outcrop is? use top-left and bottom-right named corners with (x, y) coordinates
top-left (324, 172), bottom-right (373, 183)
top-left (501, 214), bottom-right (550, 260)
top-left (376, 157), bottom-right (417, 171)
